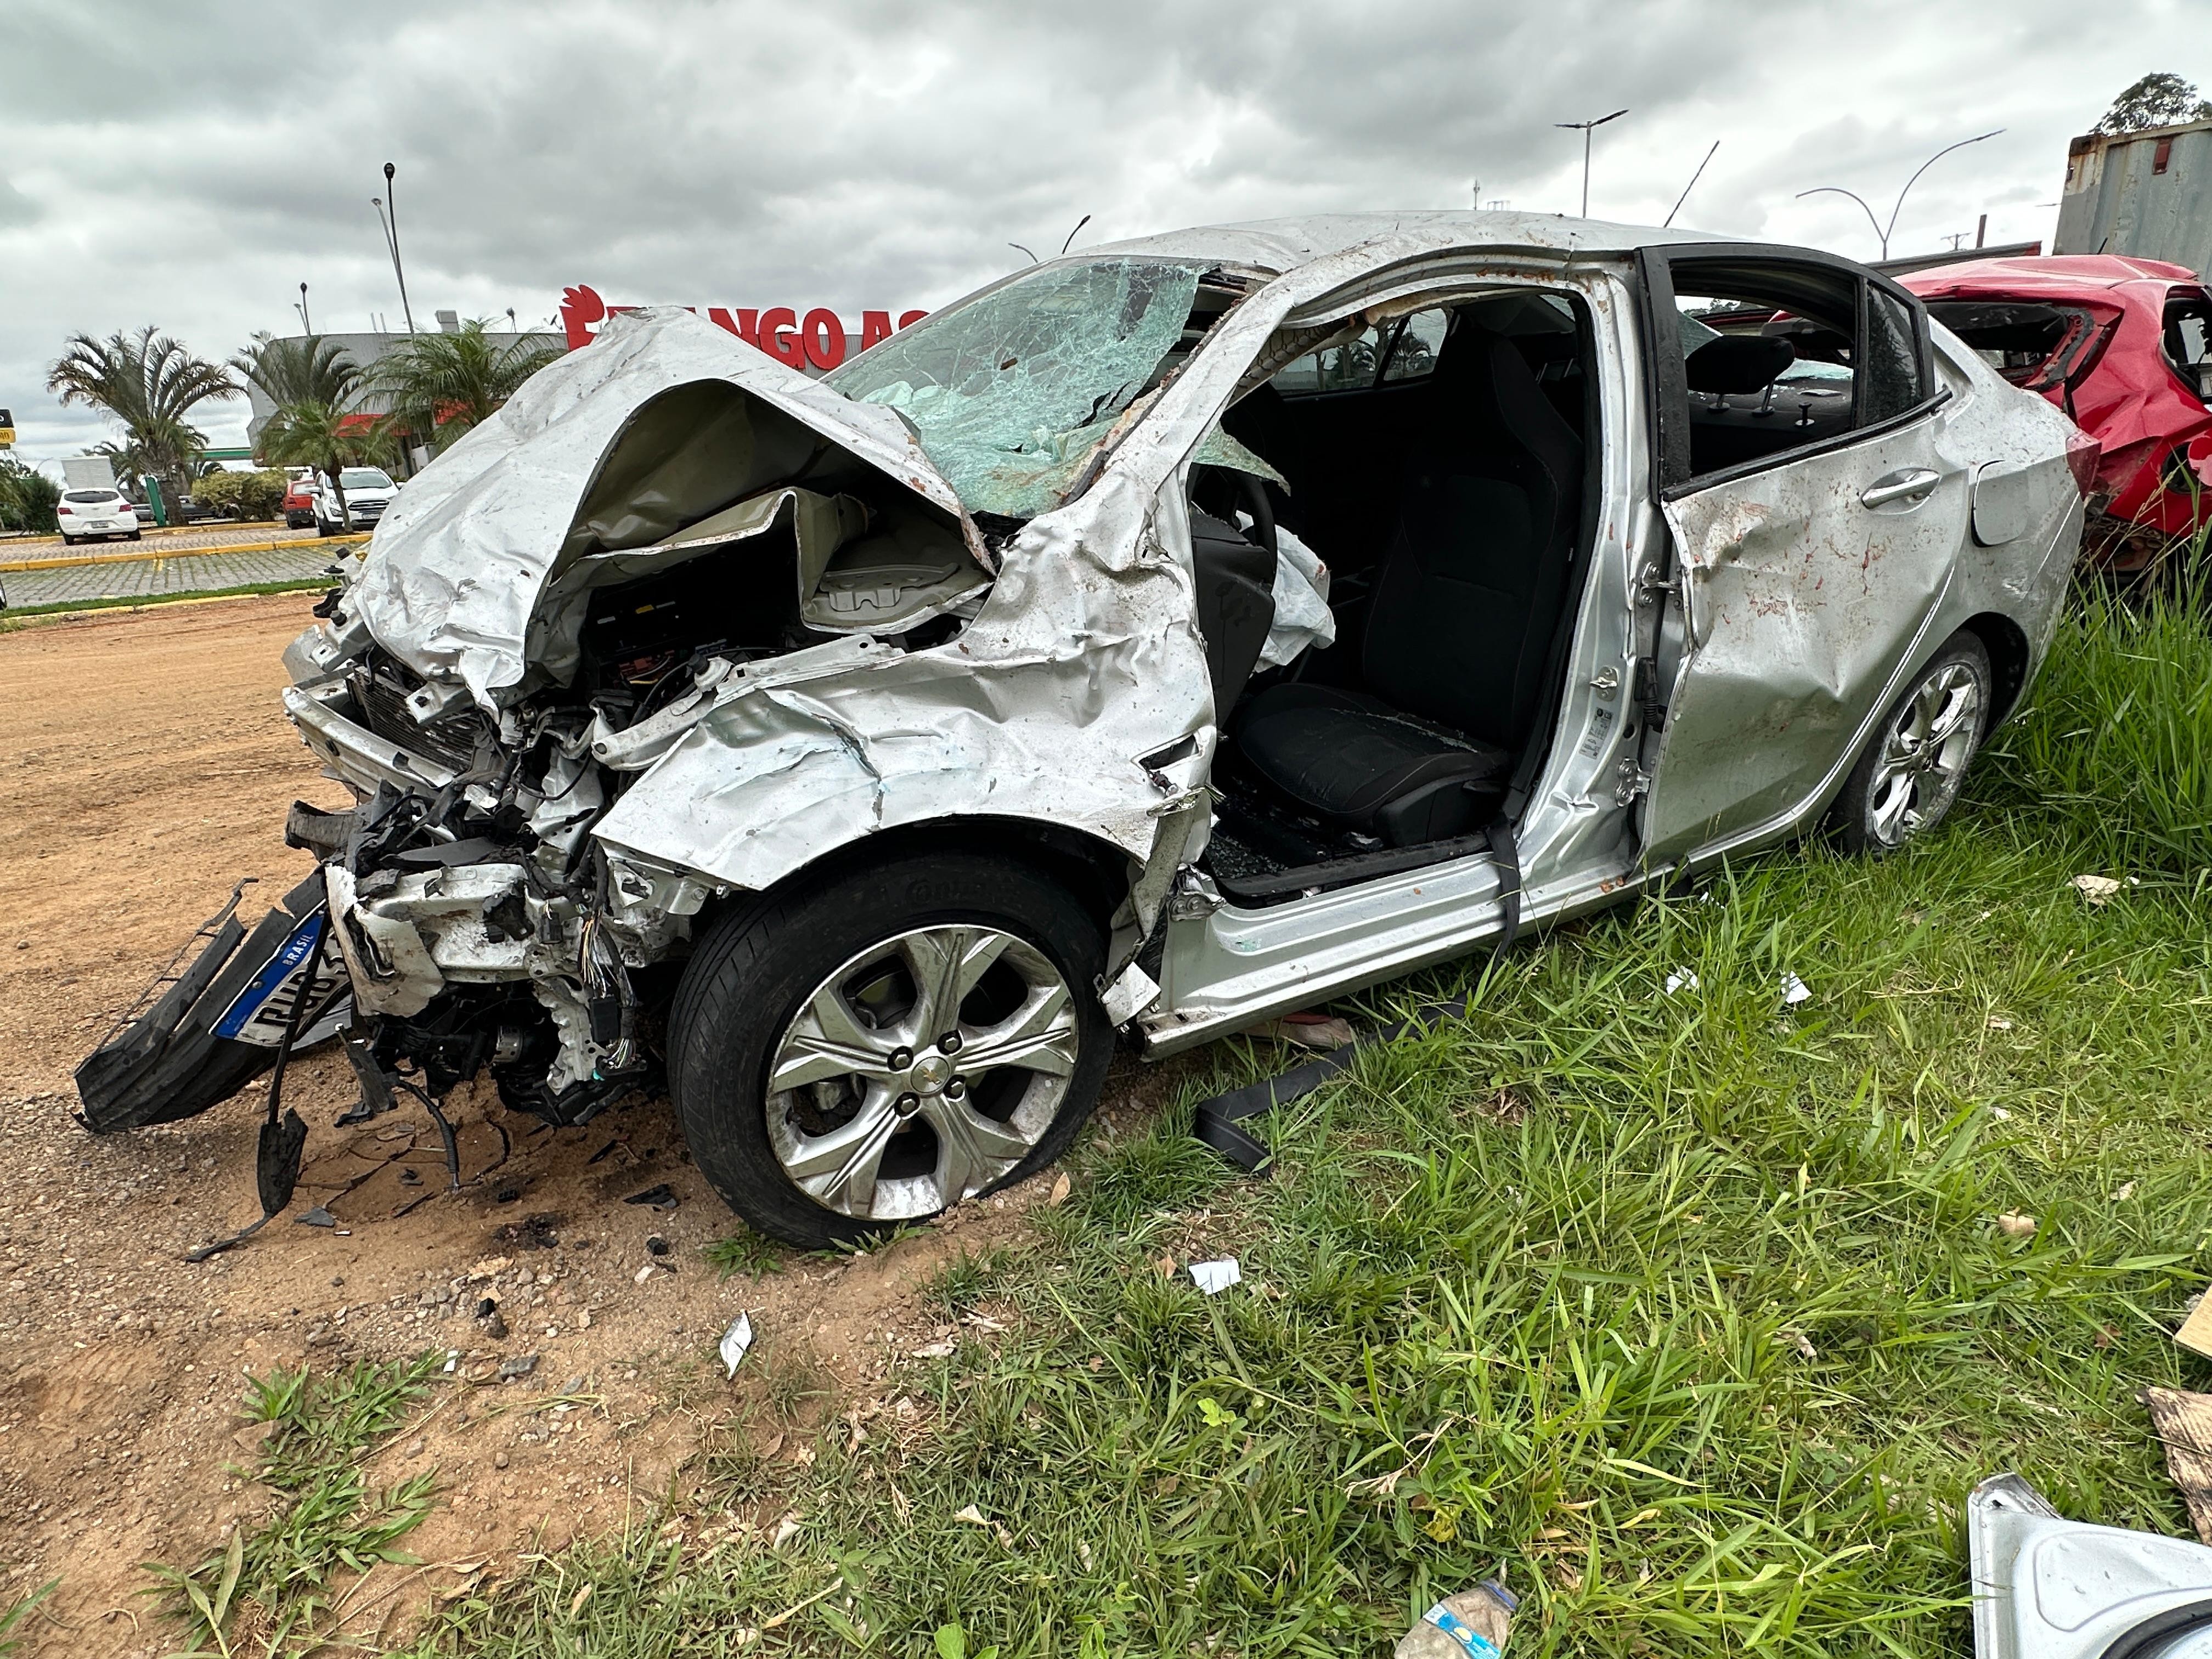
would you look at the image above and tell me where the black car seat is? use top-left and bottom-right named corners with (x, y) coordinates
top-left (1231, 321), bottom-right (1585, 847)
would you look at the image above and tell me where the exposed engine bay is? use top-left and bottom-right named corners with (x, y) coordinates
top-left (276, 465), bottom-right (993, 1128)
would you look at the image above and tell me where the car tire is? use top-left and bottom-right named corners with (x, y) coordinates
top-left (129, 531), bottom-right (142, 542)
top-left (668, 851), bottom-right (1113, 1248)
top-left (315, 520), bottom-right (334, 539)
top-left (1829, 630), bottom-right (1992, 856)
top-left (60, 534), bottom-right (76, 547)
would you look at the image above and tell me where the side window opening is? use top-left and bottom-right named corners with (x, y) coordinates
top-left (1664, 258), bottom-right (1931, 482)
top-left (1190, 289), bottom-right (1600, 902)
top-left (2163, 292), bottom-right (2212, 403)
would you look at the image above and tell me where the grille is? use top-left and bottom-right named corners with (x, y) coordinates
top-left (351, 670), bottom-right (482, 774)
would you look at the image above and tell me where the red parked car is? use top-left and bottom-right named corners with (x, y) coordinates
top-left (280, 467), bottom-right (317, 530)
top-left (1901, 255), bottom-right (2212, 562)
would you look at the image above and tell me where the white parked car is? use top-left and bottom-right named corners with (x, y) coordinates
top-left (312, 467), bottom-right (398, 536)
top-left (55, 487), bottom-right (143, 546)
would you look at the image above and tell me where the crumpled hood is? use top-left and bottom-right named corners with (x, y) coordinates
top-left (348, 308), bottom-right (981, 709)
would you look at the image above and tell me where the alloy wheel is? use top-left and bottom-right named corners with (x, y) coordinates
top-left (1865, 660), bottom-right (1984, 848)
top-left (764, 924), bottom-right (1081, 1221)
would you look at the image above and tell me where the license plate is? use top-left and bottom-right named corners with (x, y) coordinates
top-left (214, 911), bottom-right (352, 1047)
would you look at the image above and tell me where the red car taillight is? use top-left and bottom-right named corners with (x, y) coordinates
top-left (2066, 430), bottom-right (2103, 497)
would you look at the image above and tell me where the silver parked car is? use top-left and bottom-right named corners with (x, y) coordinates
top-left (78, 212), bottom-right (2089, 1248)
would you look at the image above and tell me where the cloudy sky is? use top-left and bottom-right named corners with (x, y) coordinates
top-left (4, 0), bottom-right (2204, 465)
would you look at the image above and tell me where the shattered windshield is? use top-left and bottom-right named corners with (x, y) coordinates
top-left (825, 257), bottom-right (1210, 519)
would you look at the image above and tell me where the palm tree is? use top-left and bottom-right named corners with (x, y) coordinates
top-left (256, 400), bottom-right (394, 535)
top-left (233, 332), bottom-right (361, 410)
top-left (46, 326), bottom-right (236, 506)
top-left (369, 319), bottom-right (562, 453)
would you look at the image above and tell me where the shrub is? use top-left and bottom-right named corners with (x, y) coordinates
top-left (190, 467), bottom-right (287, 521)
top-left (0, 459), bottom-right (60, 534)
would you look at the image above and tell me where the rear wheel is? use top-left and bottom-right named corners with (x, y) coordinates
top-left (61, 534), bottom-right (76, 547)
top-left (669, 853), bottom-right (1111, 1248)
top-left (1829, 630), bottom-right (1991, 855)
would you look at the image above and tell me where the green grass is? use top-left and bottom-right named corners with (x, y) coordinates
top-left (0, 1582), bottom-right (54, 1656)
top-left (149, 578), bottom-right (2202, 1658)
top-left (145, 1353), bottom-right (443, 1656)
top-left (0, 576), bottom-right (331, 628)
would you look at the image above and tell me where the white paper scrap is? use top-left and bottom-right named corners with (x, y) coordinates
top-left (1189, 1257), bottom-right (1242, 1296)
top-left (1780, 972), bottom-right (1812, 1007)
top-left (720, 1311), bottom-right (755, 1379)
top-left (1664, 969), bottom-right (1700, 995)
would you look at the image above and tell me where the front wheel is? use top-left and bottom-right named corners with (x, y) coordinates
top-left (1829, 630), bottom-right (1991, 855)
top-left (669, 853), bottom-right (1112, 1248)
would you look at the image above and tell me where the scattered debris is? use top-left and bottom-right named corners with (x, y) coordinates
top-left (719, 1312), bottom-right (755, 1378)
top-left (633, 1265), bottom-right (656, 1286)
top-left (2114, 1181), bottom-right (2138, 1202)
top-left (498, 1353), bottom-right (539, 1382)
top-left (1987, 1015), bottom-right (2013, 1031)
top-left (1396, 1580), bottom-right (1517, 1658)
top-left (1780, 972), bottom-right (1812, 1007)
top-left (1995, 1211), bottom-right (2038, 1239)
top-left (1663, 968), bottom-right (1700, 996)
top-left (646, 1235), bottom-right (672, 1257)
top-left (2145, 1386), bottom-right (2212, 1543)
top-left (625, 1183), bottom-right (680, 1211)
top-left (496, 1212), bottom-right (560, 1250)
top-left (910, 1340), bottom-right (958, 1360)
top-left (294, 1206), bottom-right (336, 1228)
top-left (2073, 873), bottom-right (2123, 906)
top-left (1046, 1171), bottom-right (1072, 1207)
top-left (1970, 1472), bottom-right (2212, 1656)
top-left (1246, 1012), bottom-right (1358, 1050)
top-left (952, 1503), bottom-right (1015, 1547)
top-left (1189, 1257), bottom-right (1242, 1295)
top-left (2175, 1290), bottom-right (2212, 1360)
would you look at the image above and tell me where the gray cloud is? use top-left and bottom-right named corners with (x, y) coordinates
top-left (3, 0), bottom-right (2203, 465)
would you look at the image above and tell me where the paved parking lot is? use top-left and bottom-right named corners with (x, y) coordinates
top-left (2, 544), bottom-right (341, 607)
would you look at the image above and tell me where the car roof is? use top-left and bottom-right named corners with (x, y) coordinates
top-left (1080, 210), bottom-right (1726, 273)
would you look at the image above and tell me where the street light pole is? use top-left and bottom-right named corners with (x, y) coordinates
top-left (382, 162), bottom-right (417, 334)
top-left (297, 282), bottom-right (312, 334)
top-left (1797, 129), bottom-right (2004, 261)
top-left (1555, 109), bottom-right (1629, 218)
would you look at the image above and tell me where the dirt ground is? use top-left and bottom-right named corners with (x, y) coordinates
top-left (0, 596), bottom-right (1164, 1655)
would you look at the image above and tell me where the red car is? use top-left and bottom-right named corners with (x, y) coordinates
top-left (1901, 255), bottom-right (2212, 558)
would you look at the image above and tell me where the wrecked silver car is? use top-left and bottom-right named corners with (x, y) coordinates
top-left (77, 213), bottom-right (2089, 1246)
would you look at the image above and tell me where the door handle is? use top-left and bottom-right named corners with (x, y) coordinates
top-left (1860, 468), bottom-right (1942, 509)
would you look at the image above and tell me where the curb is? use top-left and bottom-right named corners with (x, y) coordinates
top-left (0, 533), bottom-right (365, 574)
top-left (0, 583), bottom-right (332, 631)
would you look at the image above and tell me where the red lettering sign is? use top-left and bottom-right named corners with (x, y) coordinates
top-left (558, 285), bottom-right (923, 365)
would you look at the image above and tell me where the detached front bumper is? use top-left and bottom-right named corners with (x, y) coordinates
top-left (74, 873), bottom-right (351, 1133)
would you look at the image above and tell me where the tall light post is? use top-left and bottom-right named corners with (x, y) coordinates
top-left (1555, 108), bottom-right (1628, 218)
top-left (295, 281), bottom-right (312, 334)
top-left (1796, 129), bottom-right (2004, 262)
top-left (374, 161), bottom-right (417, 334)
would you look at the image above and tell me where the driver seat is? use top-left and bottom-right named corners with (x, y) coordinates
top-left (1231, 321), bottom-right (1584, 847)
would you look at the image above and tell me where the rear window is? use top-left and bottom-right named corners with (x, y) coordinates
top-left (63, 489), bottom-right (119, 503)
